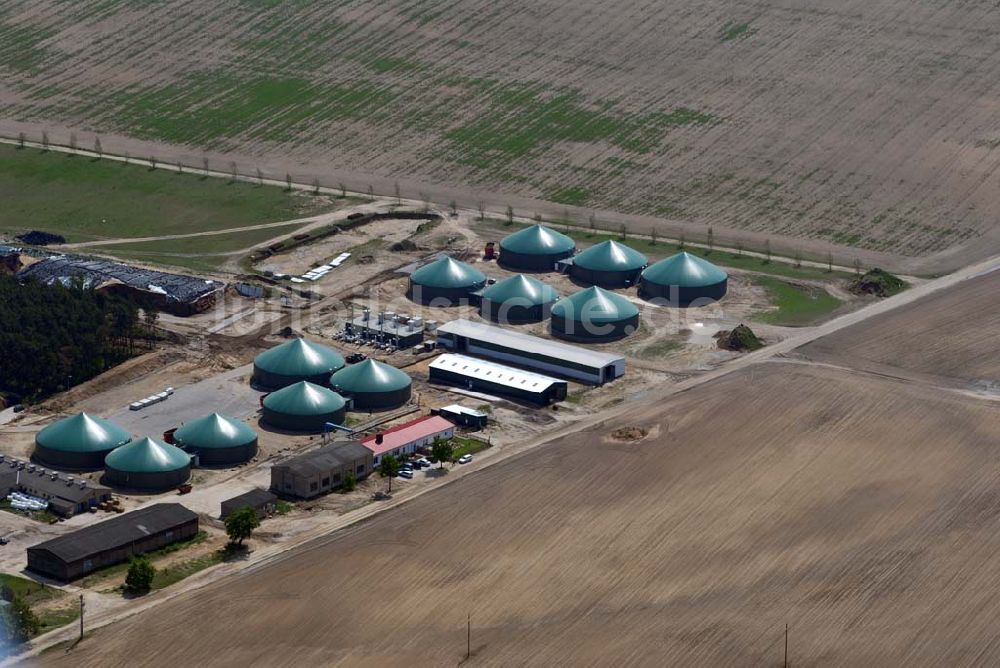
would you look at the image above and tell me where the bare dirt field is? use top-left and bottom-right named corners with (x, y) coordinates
top-left (798, 268), bottom-right (1000, 388)
top-left (4, 1), bottom-right (1000, 271)
top-left (27, 258), bottom-right (1000, 666)
top-left (33, 359), bottom-right (1000, 667)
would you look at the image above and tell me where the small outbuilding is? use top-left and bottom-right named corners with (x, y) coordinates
top-left (435, 404), bottom-right (490, 429)
top-left (220, 488), bottom-right (278, 520)
top-left (27, 503), bottom-right (198, 581)
top-left (270, 441), bottom-right (373, 499)
top-left (328, 358), bottom-right (412, 411)
top-left (550, 286), bottom-right (640, 342)
top-left (498, 224), bottom-right (576, 271)
top-left (33, 413), bottom-right (132, 471)
top-left (478, 274), bottom-right (559, 324)
top-left (569, 240), bottom-right (647, 288)
top-left (407, 256), bottom-right (487, 305)
top-left (173, 413), bottom-right (258, 466)
top-left (639, 252), bottom-right (728, 305)
top-left (103, 437), bottom-right (192, 492)
top-left (261, 381), bottom-right (347, 432)
top-left (252, 338), bottom-right (346, 390)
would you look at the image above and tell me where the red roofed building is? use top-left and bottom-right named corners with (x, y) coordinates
top-left (362, 415), bottom-right (455, 465)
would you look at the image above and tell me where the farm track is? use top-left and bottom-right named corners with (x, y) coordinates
top-left (4, 1), bottom-right (1000, 271)
top-left (15, 251), bottom-right (1000, 665)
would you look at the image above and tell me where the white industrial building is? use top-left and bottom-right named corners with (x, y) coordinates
top-left (435, 319), bottom-right (625, 385)
top-left (429, 354), bottom-right (568, 405)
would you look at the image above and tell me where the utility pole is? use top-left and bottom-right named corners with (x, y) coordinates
top-left (79, 594), bottom-right (85, 641)
top-left (783, 623), bottom-right (788, 668)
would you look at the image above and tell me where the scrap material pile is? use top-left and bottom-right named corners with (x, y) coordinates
top-left (18, 254), bottom-right (224, 315)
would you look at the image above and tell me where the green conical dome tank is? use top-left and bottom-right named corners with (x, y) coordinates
top-left (252, 338), bottom-right (345, 390)
top-left (262, 381), bottom-right (347, 432)
top-left (329, 359), bottom-right (412, 411)
top-left (570, 240), bottom-right (647, 288)
top-left (550, 286), bottom-right (640, 342)
top-left (173, 413), bottom-right (258, 466)
top-left (103, 437), bottom-right (191, 491)
top-left (479, 274), bottom-right (559, 323)
top-left (408, 256), bottom-right (487, 305)
top-left (498, 225), bottom-right (576, 271)
top-left (639, 252), bottom-right (728, 305)
top-left (34, 413), bottom-right (132, 470)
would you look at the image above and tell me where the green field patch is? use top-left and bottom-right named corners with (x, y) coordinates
top-left (446, 84), bottom-right (721, 168)
top-left (546, 186), bottom-right (591, 206)
top-left (0, 144), bottom-right (335, 242)
top-left (753, 276), bottom-right (841, 326)
top-left (98, 222), bottom-right (313, 256)
top-left (721, 21), bottom-right (756, 42)
top-left (451, 436), bottom-right (490, 459)
top-left (0, 22), bottom-right (58, 74)
top-left (367, 56), bottom-right (421, 74)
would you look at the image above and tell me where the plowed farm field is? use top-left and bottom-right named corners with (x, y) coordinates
top-left (4, 0), bottom-right (1000, 264)
top-left (36, 266), bottom-right (1000, 666)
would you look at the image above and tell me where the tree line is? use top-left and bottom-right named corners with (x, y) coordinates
top-left (0, 275), bottom-right (149, 402)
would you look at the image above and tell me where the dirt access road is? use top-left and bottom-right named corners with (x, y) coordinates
top-left (16, 250), bottom-right (1000, 665)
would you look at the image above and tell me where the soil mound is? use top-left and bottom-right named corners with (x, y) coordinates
top-left (610, 426), bottom-right (648, 442)
top-left (850, 268), bottom-right (906, 297)
top-left (715, 324), bottom-right (764, 351)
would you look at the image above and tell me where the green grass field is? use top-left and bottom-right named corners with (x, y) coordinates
top-left (0, 144), bottom-right (338, 243)
top-left (753, 276), bottom-right (842, 326)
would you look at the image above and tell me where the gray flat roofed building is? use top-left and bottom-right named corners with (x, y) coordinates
top-left (27, 503), bottom-right (199, 581)
top-left (435, 319), bottom-right (625, 385)
top-left (343, 312), bottom-right (424, 349)
top-left (270, 441), bottom-right (373, 499)
top-left (429, 354), bottom-right (568, 405)
top-left (220, 488), bottom-right (278, 520)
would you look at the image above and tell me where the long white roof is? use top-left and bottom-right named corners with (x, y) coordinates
top-left (435, 319), bottom-right (623, 369)
top-left (430, 354), bottom-right (565, 392)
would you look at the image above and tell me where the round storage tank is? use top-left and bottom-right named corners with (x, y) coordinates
top-left (570, 240), bottom-right (647, 288)
top-left (252, 338), bottom-right (345, 390)
top-left (498, 225), bottom-right (576, 271)
top-left (262, 381), bottom-right (347, 432)
top-left (103, 437), bottom-right (191, 492)
top-left (329, 358), bottom-right (412, 411)
top-left (550, 286), bottom-right (640, 342)
top-left (33, 413), bottom-right (131, 470)
top-left (639, 252), bottom-right (728, 305)
top-left (173, 413), bottom-right (258, 466)
top-left (407, 256), bottom-right (487, 306)
top-left (479, 274), bottom-right (559, 324)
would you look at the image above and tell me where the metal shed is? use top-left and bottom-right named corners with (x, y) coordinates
top-left (220, 488), bottom-right (278, 519)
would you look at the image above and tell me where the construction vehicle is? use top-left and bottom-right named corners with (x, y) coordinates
top-left (484, 242), bottom-right (496, 260)
top-left (162, 427), bottom-right (177, 444)
top-left (177, 483), bottom-right (192, 495)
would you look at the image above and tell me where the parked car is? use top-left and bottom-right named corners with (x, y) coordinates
top-left (457, 454), bottom-right (473, 464)
top-left (398, 469), bottom-right (414, 479)
top-left (415, 458), bottom-right (432, 468)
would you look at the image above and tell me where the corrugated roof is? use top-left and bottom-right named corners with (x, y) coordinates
top-left (263, 381), bottom-right (346, 416)
top-left (35, 413), bottom-right (131, 453)
top-left (105, 437), bottom-right (191, 473)
top-left (253, 338), bottom-right (345, 377)
top-left (481, 274), bottom-right (558, 306)
top-left (221, 488), bottom-right (277, 509)
top-left (435, 319), bottom-right (624, 369)
top-left (430, 354), bottom-right (566, 396)
top-left (641, 252), bottom-right (727, 287)
top-left (28, 503), bottom-right (197, 563)
top-left (274, 441), bottom-right (372, 477)
top-left (409, 256), bottom-right (486, 289)
top-left (361, 415), bottom-right (454, 457)
top-left (500, 225), bottom-right (575, 255)
top-left (551, 287), bottom-right (640, 324)
top-left (174, 413), bottom-right (257, 450)
top-left (329, 359), bottom-right (411, 395)
top-left (573, 240), bottom-right (647, 272)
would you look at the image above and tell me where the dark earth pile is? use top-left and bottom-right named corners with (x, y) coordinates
top-left (715, 324), bottom-right (764, 351)
top-left (16, 231), bottom-right (66, 245)
top-left (850, 268), bottom-right (906, 297)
